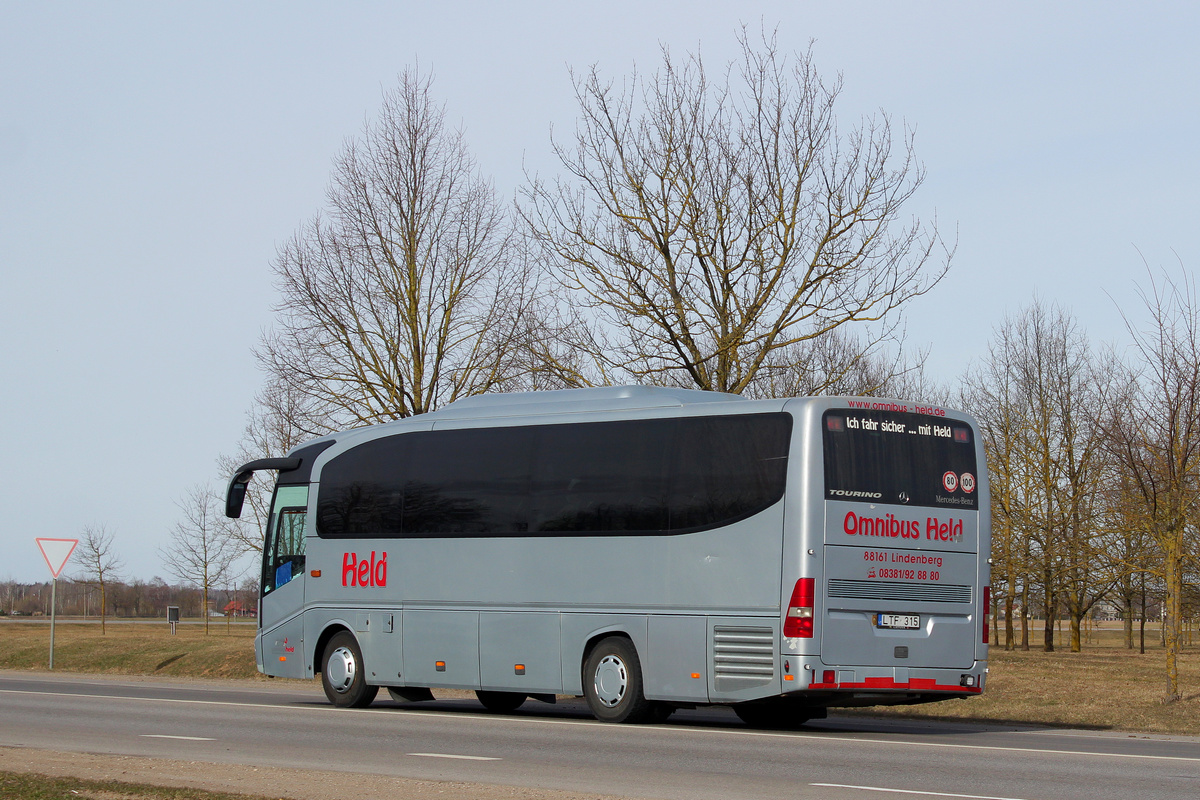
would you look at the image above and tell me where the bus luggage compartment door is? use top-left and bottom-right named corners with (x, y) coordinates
top-left (820, 544), bottom-right (977, 670)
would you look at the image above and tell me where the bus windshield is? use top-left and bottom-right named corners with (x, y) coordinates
top-left (822, 410), bottom-right (978, 510)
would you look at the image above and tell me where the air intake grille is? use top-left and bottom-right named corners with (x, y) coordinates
top-left (828, 579), bottom-right (973, 604)
top-left (713, 626), bottom-right (774, 689)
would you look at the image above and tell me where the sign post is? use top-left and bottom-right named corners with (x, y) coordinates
top-left (36, 538), bottom-right (78, 670)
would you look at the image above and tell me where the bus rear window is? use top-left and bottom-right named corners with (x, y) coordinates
top-left (822, 410), bottom-right (978, 510)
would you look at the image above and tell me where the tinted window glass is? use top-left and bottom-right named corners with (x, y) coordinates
top-left (315, 435), bottom-right (408, 534)
top-left (316, 412), bottom-right (792, 538)
top-left (405, 426), bottom-right (533, 534)
top-left (822, 410), bottom-right (978, 510)
top-left (530, 419), bottom-right (671, 533)
top-left (670, 415), bottom-right (792, 531)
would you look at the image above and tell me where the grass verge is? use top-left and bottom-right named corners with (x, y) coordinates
top-left (0, 769), bottom-right (276, 800)
top-left (0, 621), bottom-right (259, 679)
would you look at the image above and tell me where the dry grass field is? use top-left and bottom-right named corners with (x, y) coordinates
top-left (3, 619), bottom-right (1199, 734)
top-left (0, 620), bottom-right (260, 679)
top-left (859, 626), bottom-right (1200, 733)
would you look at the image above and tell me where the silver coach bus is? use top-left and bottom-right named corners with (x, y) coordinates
top-left (225, 386), bottom-right (990, 726)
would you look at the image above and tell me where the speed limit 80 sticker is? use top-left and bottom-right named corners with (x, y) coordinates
top-left (942, 471), bottom-right (975, 494)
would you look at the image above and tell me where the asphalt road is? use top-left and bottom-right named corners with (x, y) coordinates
top-left (2, 671), bottom-right (1199, 800)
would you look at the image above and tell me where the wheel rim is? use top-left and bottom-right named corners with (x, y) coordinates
top-left (593, 654), bottom-right (628, 708)
top-left (326, 645), bottom-right (357, 694)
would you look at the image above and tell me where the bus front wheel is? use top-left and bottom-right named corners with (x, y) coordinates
top-left (321, 631), bottom-right (378, 708)
top-left (583, 636), bottom-right (656, 723)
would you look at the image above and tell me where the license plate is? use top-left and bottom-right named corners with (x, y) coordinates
top-left (876, 613), bottom-right (920, 630)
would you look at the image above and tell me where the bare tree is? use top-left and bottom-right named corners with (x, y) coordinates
top-left (160, 486), bottom-right (238, 635)
top-left (72, 524), bottom-right (124, 634)
top-left (217, 376), bottom-right (319, 556)
top-left (259, 67), bottom-right (537, 428)
top-left (962, 354), bottom-right (1030, 651)
top-left (965, 300), bottom-right (1114, 652)
top-left (1105, 469), bottom-right (1159, 651)
top-left (1105, 267), bottom-right (1200, 701)
top-left (746, 328), bottom-right (934, 400)
top-left (522, 28), bottom-right (951, 394)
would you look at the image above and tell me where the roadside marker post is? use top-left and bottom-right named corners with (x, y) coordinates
top-left (36, 538), bottom-right (78, 670)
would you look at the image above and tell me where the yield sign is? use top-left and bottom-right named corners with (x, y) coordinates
top-left (36, 538), bottom-right (78, 579)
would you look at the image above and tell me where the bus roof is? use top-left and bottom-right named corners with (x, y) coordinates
top-left (433, 385), bottom-right (745, 420)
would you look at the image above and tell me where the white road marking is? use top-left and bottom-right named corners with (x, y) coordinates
top-left (6, 687), bottom-right (1200, 764)
top-left (408, 752), bottom-right (501, 761)
top-left (812, 785), bottom-right (1028, 800)
top-left (139, 734), bottom-right (216, 741)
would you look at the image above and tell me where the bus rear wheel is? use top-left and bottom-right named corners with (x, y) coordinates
top-left (583, 636), bottom-right (656, 723)
top-left (321, 631), bottom-right (378, 708)
top-left (733, 698), bottom-right (816, 729)
top-left (476, 690), bottom-right (527, 713)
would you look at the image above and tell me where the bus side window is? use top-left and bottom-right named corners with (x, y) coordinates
top-left (268, 508), bottom-right (307, 592)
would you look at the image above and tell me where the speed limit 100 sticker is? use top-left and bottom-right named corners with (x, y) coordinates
top-left (942, 471), bottom-right (958, 492)
top-left (960, 472), bottom-right (976, 493)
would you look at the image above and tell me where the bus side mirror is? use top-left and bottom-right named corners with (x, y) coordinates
top-left (225, 457), bottom-right (304, 519)
top-left (226, 475), bottom-right (250, 519)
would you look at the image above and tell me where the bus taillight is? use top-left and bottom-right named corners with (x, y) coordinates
top-left (784, 578), bottom-right (815, 638)
top-left (982, 585), bottom-right (991, 644)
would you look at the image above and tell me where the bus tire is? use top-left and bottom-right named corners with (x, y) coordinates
top-left (583, 636), bottom-right (655, 723)
top-left (733, 698), bottom-right (814, 729)
top-left (320, 631), bottom-right (378, 708)
top-left (476, 690), bottom-right (527, 713)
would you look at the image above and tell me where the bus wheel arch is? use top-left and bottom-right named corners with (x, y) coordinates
top-left (312, 624), bottom-right (349, 679)
top-left (581, 634), bottom-right (657, 723)
top-left (319, 629), bottom-right (378, 708)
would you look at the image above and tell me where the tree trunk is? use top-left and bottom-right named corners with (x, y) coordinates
top-left (1004, 586), bottom-right (1016, 651)
top-left (1042, 580), bottom-right (1056, 653)
top-left (992, 596), bottom-right (1000, 647)
top-left (1122, 586), bottom-right (1134, 650)
top-left (1163, 541), bottom-right (1183, 701)
top-left (1020, 583), bottom-right (1031, 651)
top-left (1140, 573), bottom-right (1147, 655)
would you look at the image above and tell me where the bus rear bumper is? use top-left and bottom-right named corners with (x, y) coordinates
top-left (783, 658), bottom-right (986, 707)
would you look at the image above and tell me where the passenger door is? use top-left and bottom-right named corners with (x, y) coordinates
top-left (260, 485), bottom-right (309, 677)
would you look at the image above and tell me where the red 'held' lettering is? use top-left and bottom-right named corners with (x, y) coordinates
top-left (925, 517), bottom-right (964, 542)
top-left (341, 551), bottom-right (389, 588)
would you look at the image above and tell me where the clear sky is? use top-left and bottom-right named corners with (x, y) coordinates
top-left (2, 2), bottom-right (1197, 585)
